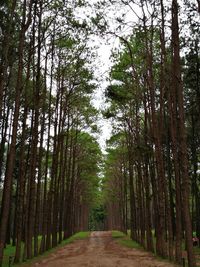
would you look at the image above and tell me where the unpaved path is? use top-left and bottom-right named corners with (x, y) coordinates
top-left (30, 231), bottom-right (177, 267)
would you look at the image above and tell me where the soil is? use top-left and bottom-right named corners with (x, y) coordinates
top-left (29, 231), bottom-right (177, 267)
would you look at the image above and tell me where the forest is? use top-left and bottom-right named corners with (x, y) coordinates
top-left (0, 0), bottom-right (199, 267)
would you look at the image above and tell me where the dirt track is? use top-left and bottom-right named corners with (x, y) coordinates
top-left (30, 231), bottom-right (176, 267)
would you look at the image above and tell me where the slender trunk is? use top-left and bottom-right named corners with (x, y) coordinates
top-left (141, 8), bottom-right (166, 255)
top-left (143, 96), bottom-right (154, 252)
top-left (127, 133), bottom-right (137, 241)
top-left (14, 43), bottom-right (32, 263)
top-left (0, 0), bottom-right (32, 264)
top-left (172, 1), bottom-right (196, 266)
top-left (34, 1), bottom-right (44, 256)
top-left (26, 3), bottom-right (39, 258)
top-left (40, 34), bottom-right (55, 254)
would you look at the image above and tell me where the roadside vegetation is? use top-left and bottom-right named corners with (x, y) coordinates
top-left (3, 232), bottom-right (90, 267)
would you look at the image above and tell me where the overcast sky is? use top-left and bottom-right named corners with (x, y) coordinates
top-left (91, 41), bottom-right (113, 153)
top-left (87, 2), bottom-right (138, 153)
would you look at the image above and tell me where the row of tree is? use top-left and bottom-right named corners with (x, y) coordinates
top-left (102, 0), bottom-right (199, 267)
top-left (0, 0), bottom-right (101, 265)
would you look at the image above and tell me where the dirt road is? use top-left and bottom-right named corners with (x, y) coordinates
top-left (30, 231), bottom-right (176, 267)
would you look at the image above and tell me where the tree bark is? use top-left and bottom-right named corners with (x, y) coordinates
top-left (171, 1), bottom-right (196, 265)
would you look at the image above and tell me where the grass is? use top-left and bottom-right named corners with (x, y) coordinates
top-left (119, 238), bottom-right (143, 249)
top-left (112, 230), bottom-right (143, 250)
top-left (62, 231), bottom-right (90, 245)
top-left (113, 230), bottom-right (200, 267)
top-left (3, 244), bottom-right (16, 267)
top-left (3, 231), bottom-right (90, 267)
top-left (112, 230), bottom-right (126, 239)
top-left (111, 230), bottom-right (181, 266)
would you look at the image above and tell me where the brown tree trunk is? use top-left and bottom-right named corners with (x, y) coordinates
top-left (141, 8), bottom-right (166, 255)
top-left (40, 33), bottom-right (55, 254)
top-left (14, 41), bottom-right (32, 263)
top-left (26, 2), bottom-right (40, 258)
top-left (143, 95), bottom-right (154, 253)
top-left (126, 133), bottom-right (138, 241)
top-left (0, 0), bottom-right (32, 264)
top-left (34, 3), bottom-right (45, 254)
top-left (171, 1), bottom-right (196, 265)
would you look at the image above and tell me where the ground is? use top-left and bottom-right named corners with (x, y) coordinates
top-left (28, 231), bottom-right (177, 267)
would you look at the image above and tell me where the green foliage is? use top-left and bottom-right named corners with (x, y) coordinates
top-left (75, 132), bottom-right (102, 208)
top-left (89, 205), bottom-right (106, 230)
top-left (105, 84), bottom-right (133, 103)
top-left (55, 37), bottom-right (76, 49)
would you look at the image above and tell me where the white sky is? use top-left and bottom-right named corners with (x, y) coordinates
top-left (74, 1), bottom-right (140, 152)
top-left (91, 42), bottom-right (113, 153)
top-left (87, 2), bottom-right (139, 153)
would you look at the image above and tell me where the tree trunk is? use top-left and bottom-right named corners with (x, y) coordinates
top-left (171, 1), bottom-right (196, 265)
top-left (0, 0), bottom-right (32, 263)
